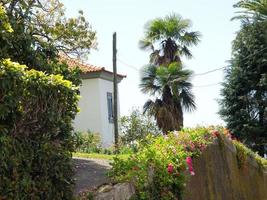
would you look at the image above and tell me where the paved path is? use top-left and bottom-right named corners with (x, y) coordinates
top-left (73, 157), bottom-right (111, 194)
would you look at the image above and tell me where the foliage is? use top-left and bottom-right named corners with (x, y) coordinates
top-left (0, 0), bottom-right (97, 85)
top-left (233, 139), bottom-right (267, 170)
top-left (74, 130), bottom-right (102, 153)
top-left (119, 108), bottom-right (161, 145)
top-left (140, 62), bottom-right (195, 133)
top-left (109, 127), bottom-right (219, 200)
top-left (139, 13), bottom-right (201, 64)
top-left (139, 14), bottom-right (199, 132)
top-left (0, 4), bottom-right (12, 33)
top-left (233, 0), bottom-right (267, 21)
top-left (219, 20), bottom-right (267, 156)
top-left (0, 59), bottom-right (79, 199)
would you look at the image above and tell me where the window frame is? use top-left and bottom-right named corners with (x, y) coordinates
top-left (107, 92), bottom-right (114, 123)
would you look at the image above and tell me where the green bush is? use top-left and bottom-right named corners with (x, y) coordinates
top-left (119, 108), bottom-right (161, 146)
top-left (74, 130), bottom-right (102, 153)
top-left (0, 59), bottom-right (79, 199)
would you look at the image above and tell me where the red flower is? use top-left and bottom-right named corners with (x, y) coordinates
top-left (231, 136), bottom-right (237, 141)
top-left (211, 130), bottom-right (220, 137)
top-left (167, 163), bottom-right (174, 174)
top-left (186, 157), bottom-right (195, 176)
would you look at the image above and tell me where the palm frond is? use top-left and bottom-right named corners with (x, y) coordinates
top-left (149, 50), bottom-right (160, 64)
top-left (143, 99), bottom-right (154, 114)
top-left (140, 64), bottom-right (161, 95)
top-left (143, 98), bottom-right (162, 116)
top-left (139, 38), bottom-right (154, 51)
top-left (179, 88), bottom-right (196, 112)
top-left (233, 0), bottom-right (267, 21)
top-left (179, 46), bottom-right (193, 59)
top-left (180, 31), bottom-right (201, 46)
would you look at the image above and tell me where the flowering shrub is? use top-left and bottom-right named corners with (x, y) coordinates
top-left (109, 127), bottom-right (223, 200)
top-left (109, 126), bottom-right (267, 199)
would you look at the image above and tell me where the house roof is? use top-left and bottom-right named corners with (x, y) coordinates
top-left (59, 54), bottom-right (126, 80)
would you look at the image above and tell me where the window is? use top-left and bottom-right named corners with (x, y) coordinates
top-left (107, 92), bottom-right (113, 123)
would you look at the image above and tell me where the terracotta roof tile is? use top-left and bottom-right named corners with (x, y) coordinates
top-left (59, 54), bottom-right (126, 78)
top-left (59, 54), bottom-right (104, 73)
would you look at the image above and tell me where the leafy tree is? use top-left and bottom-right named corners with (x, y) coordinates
top-left (219, 21), bottom-right (267, 156)
top-left (139, 14), bottom-right (199, 132)
top-left (0, 0), bottom-right (96, 85)
top-left (119, 108), bottom-right (161, 145)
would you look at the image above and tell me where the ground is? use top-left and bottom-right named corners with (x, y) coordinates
top-left (73, 157), bottom-right (111, 194)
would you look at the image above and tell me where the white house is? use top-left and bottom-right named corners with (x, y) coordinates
top-left (63, 56), bottom-right (125, 147)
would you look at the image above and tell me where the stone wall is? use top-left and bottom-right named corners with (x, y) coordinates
top-left (184, 138), bottom-right (267, 200)
top-left (93, 138), bottom-right (267, 200)
top-left (94, 183), bottom-right (135, 200)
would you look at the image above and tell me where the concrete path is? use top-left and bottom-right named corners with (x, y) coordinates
top-left (73, 157), bottom-right (111, 194)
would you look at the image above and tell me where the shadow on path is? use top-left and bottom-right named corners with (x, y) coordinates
top-left (73, 158), bottom-right (111, 194)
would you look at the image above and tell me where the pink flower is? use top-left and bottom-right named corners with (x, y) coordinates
top-left (173, 131), bottom-right (179, 137)
top-left (172, 148), bottom-right (177, 154)
top-left (186, 157), bottom-right (195, 176)
top-left (189, 141), bottom-right (195, 151)
top-left (200, 144), bottom-right (206, 151)
top-left (167, 163), bottom-right (174, 174)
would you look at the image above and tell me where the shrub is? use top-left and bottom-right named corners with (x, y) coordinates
top-left (233, 139), bottom-right (267, 170)
top-left (0, 59), bottom-right (79, 199)
top-left (119, 108), bottom-right (161, 146)
top-left (109, 127), bottom-right (217, 200)
top-left (110, 126), bottom-right (267, 200)
top-left (74, 130), bottom-right (102, 153)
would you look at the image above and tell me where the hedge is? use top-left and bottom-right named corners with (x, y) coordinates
top-left (0, 59), bottom-right (79, 199)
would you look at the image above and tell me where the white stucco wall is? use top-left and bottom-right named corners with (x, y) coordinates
top-left (73, 78), bottom-right (118, 147)
top-left (98, 79), bottom-right (115, 147)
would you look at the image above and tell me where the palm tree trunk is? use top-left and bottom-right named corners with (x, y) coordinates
top-left (162, 86), bottom-right (184, 132)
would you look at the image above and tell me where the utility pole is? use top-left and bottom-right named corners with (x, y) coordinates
top-left (113, 32), bottom-right (119, 150)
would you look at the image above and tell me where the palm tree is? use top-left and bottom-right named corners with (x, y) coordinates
top-left (139, 14), bottom-right (199, 133)
top-left (139, 14), bottom-right (200, 65)
top-left (140, 62), bottom-right (195, 133)
top-left (233, 0), bottom-right (267, 21)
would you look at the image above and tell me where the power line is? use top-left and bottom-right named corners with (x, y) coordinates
top-left (192, 46), bottom-right (267, 76)
top-left (194, 82), bottom-right (222, 88)
top-left (118, 58), bottom-right (226, 76)
top-left (118, 46), bottom-right (267, 76)
top-left (118, 58), bottom-right (223, 87)
top-left (117, 59), bottom-right (139, 71)
top-left (117, 46), bottom-right (267, 88)
top-left (193, 67), bottom-right (226, 76)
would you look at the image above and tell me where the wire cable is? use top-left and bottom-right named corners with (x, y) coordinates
top-left (193, 67), bottom-right (226, 76)
top-left (194, 82), bottom-right (222, 88)
top-left (117, 59), bottom-right (139, 71)
top-left (117, 46), bottom-right (267, 87)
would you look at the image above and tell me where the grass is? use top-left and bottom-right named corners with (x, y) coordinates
top-left (72, 152), bottom-right (129, 160)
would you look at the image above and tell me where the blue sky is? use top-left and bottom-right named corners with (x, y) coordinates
top-left (61, 0), bottom-right (241, 127)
